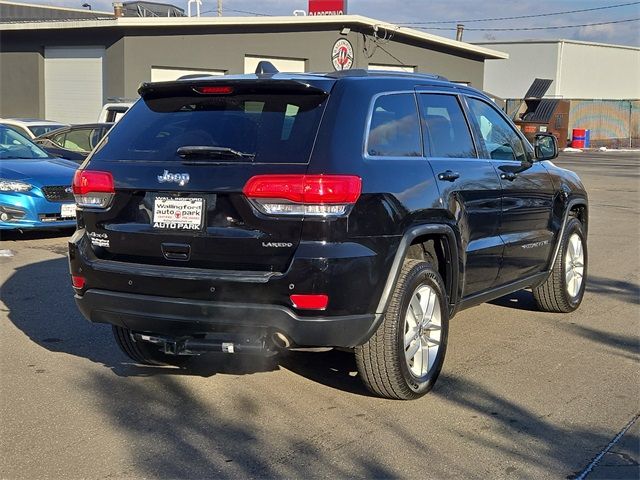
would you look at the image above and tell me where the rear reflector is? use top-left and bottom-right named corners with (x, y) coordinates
top-left (73, 170), bottom-right (115, 209)
top-left (290, 294), bottom-right (329, 310)
top-left (243, 174), bottom-right (361, 217)
top-left (194, 86), bottom-right (234, 94)
top-left (71, 275), bottom-right (86, 289)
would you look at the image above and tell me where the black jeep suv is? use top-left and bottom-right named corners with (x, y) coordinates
top-left (69, 69), bottom-right (588, 399)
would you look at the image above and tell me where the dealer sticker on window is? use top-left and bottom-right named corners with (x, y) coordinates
top-left (153, 196), bottom-right (204, 230)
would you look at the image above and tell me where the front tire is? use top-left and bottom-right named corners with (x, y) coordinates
top-left (533, 217), bottom-right (587, 312)
top-left (355, 259), bottom-right (449, 400)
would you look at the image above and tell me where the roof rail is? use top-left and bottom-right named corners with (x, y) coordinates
top-left (321, 69), bottom-right (449, 82)
top-left (255, 61), bottom-right (279, 75)
top-left (366, 70), bottom-right (449, 81)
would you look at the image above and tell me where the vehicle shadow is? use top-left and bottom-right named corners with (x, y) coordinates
top-left (489, 288), bottom-right (538, 311)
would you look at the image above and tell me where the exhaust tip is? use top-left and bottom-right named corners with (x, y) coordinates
top-left (271, 332), bottom-right (291, 349)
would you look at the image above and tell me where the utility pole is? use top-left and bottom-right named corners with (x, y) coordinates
top-left (456, 24), bottom-right (464, 41)
top-left (217, 0), bottom-right (222, 16)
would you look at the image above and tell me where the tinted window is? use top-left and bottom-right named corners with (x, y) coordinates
top-left (0, 127), bottom-right (50, 159)
top-left (466, 97), bottom-right (527, 162)
top-left (62, 128), bottom-right (103, 152)
top-left (418, 94), bottom-right (476, 158)
top-left (92, 94), bottom-right (327, 164)
top-left (28, 125), bottom-right (66, 137)
top-left (367, 93), bottom-right (422, 157)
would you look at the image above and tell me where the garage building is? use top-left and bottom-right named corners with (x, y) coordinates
top-left (0, 4), bottom-right (507, 123)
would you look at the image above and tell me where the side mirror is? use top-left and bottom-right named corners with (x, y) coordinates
top-left (534, 133), bottom-right (558, 160)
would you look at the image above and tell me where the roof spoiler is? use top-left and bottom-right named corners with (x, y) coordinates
top-left (138, 78), bottom-right (333, 98)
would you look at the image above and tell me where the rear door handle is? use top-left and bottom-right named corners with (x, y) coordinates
top-left (500, 172), bottom-right (518, 181)
top-left (438, 170), bottom-right (460, 182)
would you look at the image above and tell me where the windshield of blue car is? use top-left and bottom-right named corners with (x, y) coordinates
top-left (28, 124), bottom-right (67, 137)
top-left (0, 126), bottom-right (51, 160)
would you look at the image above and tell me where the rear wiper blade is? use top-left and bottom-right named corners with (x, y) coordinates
top-left (176, 146), bottom-right (255, 160)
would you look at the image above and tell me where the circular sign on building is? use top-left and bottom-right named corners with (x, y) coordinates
top-left (331, 38), bottom-right (354, 71)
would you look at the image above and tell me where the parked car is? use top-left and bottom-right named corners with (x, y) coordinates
top-left (68, 68), bottom-right (588, 399)
top-left (34, 123), bottom-right (113, 162)
top-left (0, 118), bottom-right (68, 139)
top-left (97, 101), bottom-right (134, 123)
top-left (0, 126), bottom-right (78, 230)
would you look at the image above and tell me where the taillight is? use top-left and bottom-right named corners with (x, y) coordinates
top-left (73, 170), bottom-right (115, 209)
top-left (243, 174), bottom-right (361, 217)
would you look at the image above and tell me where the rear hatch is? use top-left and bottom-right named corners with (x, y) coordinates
top-left (79, 77), bottom-right (334, 272)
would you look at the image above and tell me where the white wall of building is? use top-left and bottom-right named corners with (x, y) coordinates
top-left (557, 42), bottom-right (640, 99)
top-left (481, 42), bottom-right (559, 99)
top-left (480, 41), bottom-right (640, 100)
top-left (150, 66), bottom-right (226, 81)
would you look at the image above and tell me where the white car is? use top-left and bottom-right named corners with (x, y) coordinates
top-left (97, 102), bottom-right (134, 123)
top-left (0, 118), bottom-right (69, 139)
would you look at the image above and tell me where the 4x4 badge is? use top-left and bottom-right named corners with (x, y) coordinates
top-left (158, 170), bottom-right (190, 186)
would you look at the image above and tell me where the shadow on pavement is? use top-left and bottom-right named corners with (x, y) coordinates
top-left (490, 274), bottom-right (639, 312)
top-left (585, 275), bottom-right (640, 305)
top-left (489, 288), bottom-right (539, 311)
top-left (0, 227), bottom-right (74, 242)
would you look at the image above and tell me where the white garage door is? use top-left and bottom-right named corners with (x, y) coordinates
top-left (244, 56), bottom-right (306, 74)
top-left (151, 67), bottom-right (226, 82)
top-left (368, 64), bottom-right (416, 73)
top-left (45, 47), bottom-right (105, 124)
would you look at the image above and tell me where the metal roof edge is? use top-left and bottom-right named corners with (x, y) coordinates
top-left (476, 39), bottom-right (640, 52)
top-left (0, 13), bottom-right (508, 59)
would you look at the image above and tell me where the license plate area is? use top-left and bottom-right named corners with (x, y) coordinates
top-left (61, 203), bottom-right (77, 219)
top-left (153, 196), bottom-right (204, 231)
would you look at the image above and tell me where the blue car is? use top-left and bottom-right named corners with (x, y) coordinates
top-left (0, 125), bottom-right (78, 230)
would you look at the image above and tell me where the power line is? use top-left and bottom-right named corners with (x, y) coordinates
top-left (410, 17), bottom-right (640, 31)
top-left (224, 7), bottom-right (271, 16)
top-left (200, 7), bottom-right (272, 16)
top-left (397, 1), bottom-right (640, 25)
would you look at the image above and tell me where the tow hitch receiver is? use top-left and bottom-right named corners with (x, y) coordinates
top-left (133, 333), bottom-right (277, 356)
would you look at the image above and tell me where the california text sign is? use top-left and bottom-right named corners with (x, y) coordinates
top-left (308, 0), bottom-right (347, 16)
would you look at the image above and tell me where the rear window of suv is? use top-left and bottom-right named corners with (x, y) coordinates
top-left (91, 93), bottom-right (328, 164)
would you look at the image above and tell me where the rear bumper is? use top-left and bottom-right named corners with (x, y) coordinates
top-left (75, 289), bottom-right (380, 348)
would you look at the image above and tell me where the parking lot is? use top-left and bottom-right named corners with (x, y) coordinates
top-left (0, 151), bottom-right (638, 479)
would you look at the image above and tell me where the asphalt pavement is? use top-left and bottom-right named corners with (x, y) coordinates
top-left (1, 151), bottom-right (638, 479)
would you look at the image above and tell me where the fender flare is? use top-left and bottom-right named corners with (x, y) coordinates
top-left (546, 197), bottom-right (588, 273)
top-left (375, 223), bottom-right (460, 315)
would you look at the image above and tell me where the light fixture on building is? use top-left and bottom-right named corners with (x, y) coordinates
top-left (340, 27), bottom-right (351, 35)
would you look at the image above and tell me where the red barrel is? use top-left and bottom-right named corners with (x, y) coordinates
top-left (572, 128), bottom-right (586, 148)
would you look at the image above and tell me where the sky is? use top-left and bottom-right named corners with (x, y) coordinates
top-left (21, 0), bottom-right (640, 46)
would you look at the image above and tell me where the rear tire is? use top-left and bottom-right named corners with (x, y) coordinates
top-left (355, 259), bottom-right (449, 400)
top-left (533, 217), bottom-right (587, 313)
top-left (112, 326), bottom-right (193, 367)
